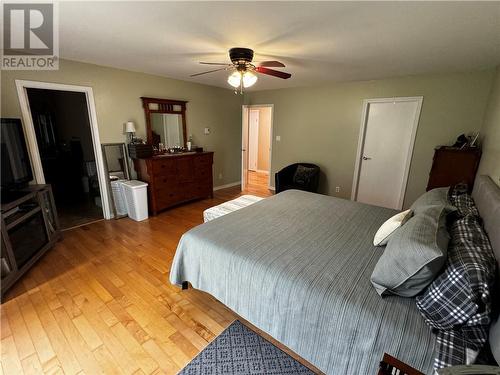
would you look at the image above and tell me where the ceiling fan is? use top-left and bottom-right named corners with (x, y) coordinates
top-left (190, 47), bottom-right (291, 93)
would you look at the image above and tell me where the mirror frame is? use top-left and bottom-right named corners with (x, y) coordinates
top-left (141, 97), bottom-right (188, 147)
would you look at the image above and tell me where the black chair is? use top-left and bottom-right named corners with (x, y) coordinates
top-left (275, 163), bottom-right (320, 194)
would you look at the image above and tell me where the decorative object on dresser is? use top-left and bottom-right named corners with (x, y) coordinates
top-left (1, 185), bottom-right (60, 298)
top-left (134, 152), bottom-right (214, 215)
top-left (128, 143), bottom-right (154, 159)
top-left (427, 146), bottom-right (481, 192)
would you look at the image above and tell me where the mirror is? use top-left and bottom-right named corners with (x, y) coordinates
top-left (101, 143), bottom-right (130, 219)
top-left (141, 97), bottom-right (187, 149)
top-left (150, 113), bottom-right (184, 148)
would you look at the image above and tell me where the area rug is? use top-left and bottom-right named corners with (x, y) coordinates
top-left (178, 320), bottom-right (316, 374)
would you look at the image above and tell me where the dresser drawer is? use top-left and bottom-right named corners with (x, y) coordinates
top-left (153, 175), bottom-right (176, 188)
top-left (136, 152), bottom-right (214, 214)
top-left (194, 153), bottom-right (213, 169)
top-left (194, 167), bottom-right (211, 181)
top-left (151, 158), bottom-right (177, 176)
top-left (155, 185), bottom-right (185, 208)
top-left (192, 183), bottom-right (212, 198)
top-left (176, 157), bottom-right (195, 183)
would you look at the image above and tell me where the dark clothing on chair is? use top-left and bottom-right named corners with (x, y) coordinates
top-left (275, 163), bottom-right (320, 194)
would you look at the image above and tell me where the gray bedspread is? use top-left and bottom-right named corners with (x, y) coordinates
top-left (170, 190), bottom-right (436, 374)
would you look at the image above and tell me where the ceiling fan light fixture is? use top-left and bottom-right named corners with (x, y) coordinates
top-left (242, 71), bottom-right (257, 88)
top-left (227, 71), bottom-right (242, 88)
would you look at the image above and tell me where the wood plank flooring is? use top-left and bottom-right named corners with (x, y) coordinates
top-left (1, 185), bottom-right (322, 375)
top-left (245, 171), bottom-right (273, 196)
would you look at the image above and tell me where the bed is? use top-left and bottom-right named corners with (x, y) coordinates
top-left (170, 176), bottom-right (500, 375)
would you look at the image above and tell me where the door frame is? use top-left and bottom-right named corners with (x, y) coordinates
top-left (351, 96), bottom-right (423, 209)
top-left (15, 79), bottom-right (112, 219)
top-left (241, 104), bottom-right (274, 189)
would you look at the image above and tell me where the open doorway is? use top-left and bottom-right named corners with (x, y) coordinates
top-left (21, 87), bottom-right (105, 230)
top-left (242, 105), bottom-right (273, 195)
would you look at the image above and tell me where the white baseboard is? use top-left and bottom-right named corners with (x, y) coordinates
top-left (213, 181), bottom-right (241, 191)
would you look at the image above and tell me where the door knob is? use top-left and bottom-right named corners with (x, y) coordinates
top-left (362, 156), bottom-right (372, 160)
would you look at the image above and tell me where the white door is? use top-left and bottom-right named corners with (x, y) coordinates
top-left (248, 110), bottom-right (259, 171)
top-left (353, 97), bottom-right (422, 209)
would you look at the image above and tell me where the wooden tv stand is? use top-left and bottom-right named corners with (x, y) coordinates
top-left (1, 185), bottom-right (60, 298)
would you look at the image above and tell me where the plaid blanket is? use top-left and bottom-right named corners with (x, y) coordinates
top-left (416, 192), bottom-right (497, 371)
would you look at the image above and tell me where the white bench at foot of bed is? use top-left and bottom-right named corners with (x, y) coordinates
top-left (203, 195), bottom-right (264, 222)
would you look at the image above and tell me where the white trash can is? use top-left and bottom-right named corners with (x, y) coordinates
top-left (120, 180), bottom-right (149, 221)
top-left (111, 180), bottom-right (128, 216)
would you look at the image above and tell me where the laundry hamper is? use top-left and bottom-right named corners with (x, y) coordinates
top-left (120, 180), bottom-right (149, 221)
top-left (110, 180), bottom-right (128, 216)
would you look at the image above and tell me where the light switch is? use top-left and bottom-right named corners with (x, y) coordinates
top-left (204, 127), bottom-right (210, 135)
top-left (276, 135), bottom-right (281, 141)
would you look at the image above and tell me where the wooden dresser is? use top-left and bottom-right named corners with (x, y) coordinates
top-left (134, 152), bottom-right (213, 215)
top-left (426, 146), bottom-right (481, 192)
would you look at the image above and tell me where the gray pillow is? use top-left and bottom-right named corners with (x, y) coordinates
top-left (293, 165), bottom-right (316, 185)
top-left (410, 187), bottom-right (455, 214)
top-left (371, 205), bottom-right (449, 297)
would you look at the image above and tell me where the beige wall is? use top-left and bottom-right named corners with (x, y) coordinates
top-left (256, 106), bottom-right (271, 172)
top-left (245, 69), bottom-right (495, 207)
top-left (0, 59), bottom-right (243, 187)
top-left (478, 67), bottom-right (500, 187)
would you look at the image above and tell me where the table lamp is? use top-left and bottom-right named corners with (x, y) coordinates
top-left (124, 121), bottom-right (136, 143)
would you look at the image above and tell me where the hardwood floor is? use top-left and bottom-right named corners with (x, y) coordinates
top-left (1, 185), bottom-right (323, 375)
top-left (245, 170), bottom-right (273, 196)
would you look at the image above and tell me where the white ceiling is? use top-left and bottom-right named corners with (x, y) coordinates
top-left (59, 1), bottom-right (500, 91)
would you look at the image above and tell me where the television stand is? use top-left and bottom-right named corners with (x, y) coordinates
top-left (1, 185), bottom-right (60, 298)
top-left (1, 190), bottom-right (32, 204)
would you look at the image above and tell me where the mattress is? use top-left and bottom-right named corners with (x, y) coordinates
top-left (170, 189), bottom-right (436, 374)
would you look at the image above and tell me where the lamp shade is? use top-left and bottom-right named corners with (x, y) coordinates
top-left (227, 71), bottom-right (242, 88)
top-left (242, 71), bottom-right (257, 88)
top-left (124, 121), bottom-right (136, 133)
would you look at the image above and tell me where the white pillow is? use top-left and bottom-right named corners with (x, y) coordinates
top-left (373, 209), bottom-right (413, 246)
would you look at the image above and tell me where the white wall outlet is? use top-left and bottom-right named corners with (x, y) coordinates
top-left (204, 127), bottom-right (210, 135)
top-left (218, 173), bottom-right (223, 180)
top-left (335, 186), bottom-right (340, 193)
top-left (276, 135), bottom-right (281, 141)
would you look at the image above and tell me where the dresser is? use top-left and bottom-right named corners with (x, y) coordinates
top-left (134, 152), bottom-right (213, 215)
top-left (426, 146), bottom-right (481, 192)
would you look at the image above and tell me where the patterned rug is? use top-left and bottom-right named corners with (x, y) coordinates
top-left (178, 320), bottom-right (316, 374)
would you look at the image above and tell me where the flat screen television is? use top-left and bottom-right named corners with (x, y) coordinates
top-left (1, 118), bottom-right (33, 192)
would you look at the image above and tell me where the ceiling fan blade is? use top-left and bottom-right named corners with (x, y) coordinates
top-left (258, 60), bottom-right (286, 68)
top-left (190, 67), bottom-right (228, 77)
top-left (199, 62), bottom-right (232, 66)
top-left (255, 67), bottom-right (291, 79)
